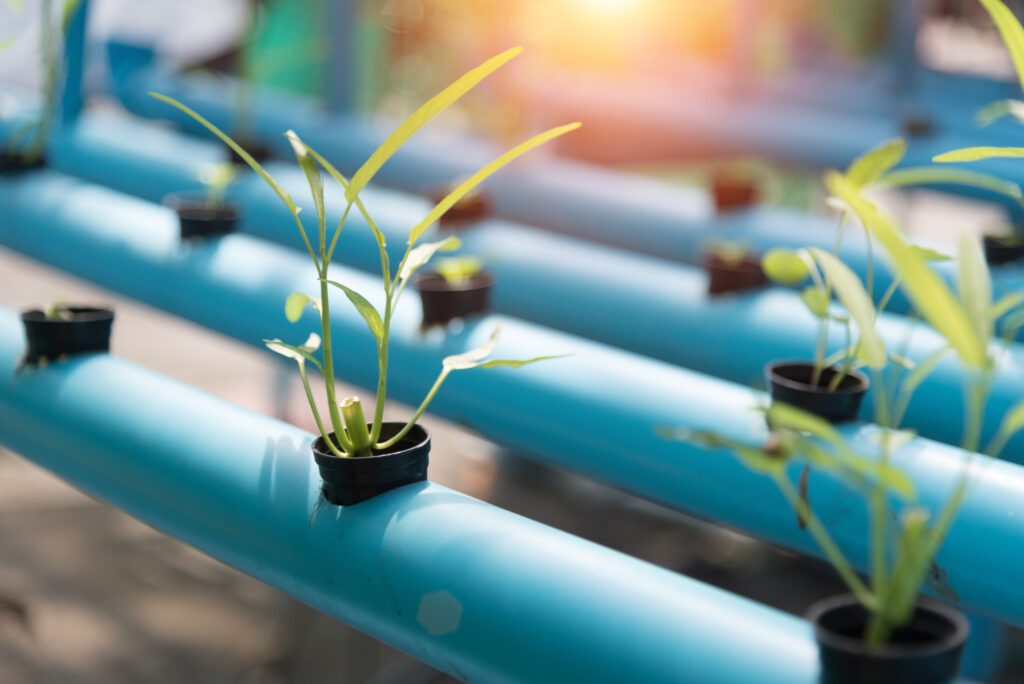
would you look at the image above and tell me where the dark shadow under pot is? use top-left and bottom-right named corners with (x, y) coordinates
top-left (415, 271), bottom-right (494, 329)
top-left (313, 423), bottom-right (430, 506)
top-left (765, 361), bottom-right (868, 424)
top-left (982, 234), bottom-right (1024, 266)
top-left (164, 193), bottom-right (241, 240)
top-left (703, 251), bottom-right (768, 296)
top-left (809, 595), bottom-right (968, 684)
top-left (20, 306), bottom-right (114, 364)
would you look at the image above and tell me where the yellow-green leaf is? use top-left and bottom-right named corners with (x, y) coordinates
top-left (346, 46), bottom-right (524, 203)
top-left (976, 98), bottom-right (1024, 126)
top-left (957, 232), bottom-right (993, 349)
top-left (826, 171), bottom-right (987, 368)
top-left (809, 248), bottom-right (886, 369)
top-left (284, 292), bottom-right (311, 323)
top-left (767, 403), bottom-right (843, 444)
top-left (762, 248), bottom-right (809, 285)
top-left (800, 286), bottom-right (830, 318)
top-left (408, 122), bottom-right (581, 245)
top-left (934, 147), bottom-right (1024, 163)
top-left (979, 0), bottom-right (1024, 92)
top-left (399, 236), bottom-right (461, 283)
top-left (323, 280), bottom-right (384, 342)
top-left (846, 138), bottom-right (906, 188)
top-left (877, 167), bottom-right (1023, 203)
top-left (286, 130), bottom-right (325, 242)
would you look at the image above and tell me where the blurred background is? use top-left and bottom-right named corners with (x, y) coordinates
top-left (3, 0), bottom-right (1024, 682)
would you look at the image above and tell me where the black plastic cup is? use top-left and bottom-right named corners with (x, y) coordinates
top-left (415, 271), bottom-right (494, 329)
top-left (163, 193), bottom-right (241, 241)
top-left (809, 595), bottom-right (968, 684)
top-left (983, 234), bottom-right (1024, 266)
top-left (765, 361), bottom-right (869, 424)
top-left (20, 306), bottom-right (114, 364)
top-left (703, 251), bottom-right (768, 296)
top-left (711, 171), bottom-right (760, 213)
top-left (0, 150), bottom-right (45, 174)
top-left (312, 423), bottom-right (430, 506)
top-left (430, 187), bottom-right (491, 230)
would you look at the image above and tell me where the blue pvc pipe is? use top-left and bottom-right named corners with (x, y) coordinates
top-left (0, 309), bottom-right (823, 684)
top-left (3, 170), bottom-right (1024, 633)
top-left (40, 115), bottom-right (1024, 458)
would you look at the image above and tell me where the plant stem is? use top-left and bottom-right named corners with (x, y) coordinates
top-left (368, 301), bottom-right (392, 444)
top-left (376, 368), bottom-right (450, 450)
top-left (318, 269), bottom-right (347, 444)
top-left (775, 473), bottom-right (876, 610)
top-left (341, 397), bottom-right (372, 456)
top-left (300, 364), bottom-right (348, 456)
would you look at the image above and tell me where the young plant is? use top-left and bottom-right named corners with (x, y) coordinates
top-left (705, 240), bottom-right (751, 266)
top-left (4, 0), bottom-right (80, 162)
top-left (43, 299), bottom-right (71, 321)
top-left (151, 47), bottom-right (578, 458)
top-left (433, 255), bottom-right (485, 285)
top-left (197, 162), bottom-right (237, 208)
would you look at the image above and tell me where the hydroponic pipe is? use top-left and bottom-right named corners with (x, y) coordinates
top-left (40, 118), bottom-right (1024, 457)
top-left (3, 171), bottom-right (1024, 632)
top-left (103, 43), bottom-right (1024, 285)
top-left (0, 310), bottom-right (823, 684)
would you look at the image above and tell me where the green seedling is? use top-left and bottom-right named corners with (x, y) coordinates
top-left (197, 162), bottom-right (237, 207)
top-left (433, 255), bottom-right (485, 285)
top-left (152, 47), bottom-right (578, 458)
top-left (706, 240), bottom-right (752, 265)
top-left (43, 300), bottom-right (71, 321)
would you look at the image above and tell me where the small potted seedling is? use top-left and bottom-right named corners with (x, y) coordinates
top-left (163, 163), bottom-right (240, 240)
top-left (701, 240), bottom-right (768, 296)
top-left (415, 255), bottom-right (494, 329)
top-left (0, 0), bottom-right (80, 172)
top-left (429, 183), bottom-right (491, 230)
top-left (153, 46), bottom-right (578, 505)
top-left (709, 165), bottom-right (762, 213)
top-left (20, 301), bottom-right (114, 365)
top-left (669, 170), bottom-right (1024, 683)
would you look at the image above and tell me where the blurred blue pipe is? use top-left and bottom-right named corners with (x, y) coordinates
top-left (59, 0), bottom-right (88, 125)
top-left (0, 309), bottom-right (822, 684)
top-left (1, 170), bottom-right (1023, 633)
top-left (39, 114), bottom-right (1024, 459)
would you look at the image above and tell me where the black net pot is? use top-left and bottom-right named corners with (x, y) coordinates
top-left (703, 252), bottom-right (768, 296)
top-left (429, 187), bottom-right (491, 230)
top-left (227, 140), bottom-right (273, 166)
top-left (710, 171), bottom-right (760, 213)
top-left (163, 192), bottom-right (241, 241)
top-left (765, 361), bottom-right (869, 424)
top-left (312, 423), bottom-right (430, 506)
top-left (982, 234), bottom-right (1024, 266)
top-left (21, 306), bottom-right (114, 364)
top-left (809, 595), bottom-right (968, 684)
top-left (415, 271), bottom-right (494, 329)
top-left (0, 150), bottom-right (45, 174)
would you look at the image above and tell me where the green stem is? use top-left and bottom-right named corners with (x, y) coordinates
top-left (326, 201), bottom-right (354, 263)
top-left (319, 271), bottom-right (346, 441)
top-left (376, 368), bottom-right (450, 450)
top-left (368, 301), bottom-right (392, 444)
top-left (299, 364), bottom-right (347, 456)
top-left (774, 473), bottom-right (876, 610)
top-left (341, 397), bottom-right (372, 456)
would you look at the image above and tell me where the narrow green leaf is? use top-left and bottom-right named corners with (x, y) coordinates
top-left (957, 232), bottom-right (994, 350)
top-left (934, 147), bottom-right (1024, 163)
top-left (408, 122), bottom-right (581, 245)
top-left (766, 403), bottom-right (843, 445)
top-left (979, 0), bottom-right (1024, 92)
top-left (324, 280), bottom-right (384, 342)
top-left (286, 130), bottom-right (325, 241)
top-left (443, 326), bottom-right (501, 370)
top-left (346, 46), bottom-right (524, 203)
top-left (800, 287), bottom-right (830, 318)
top-left (264, 334), bottom-right (322, 371)
top-left (846, 138), bottom-right (906, 188)
top-left (886, 507), bottom-right (932, 625)
top-left (809, 248), bottom-right (886, 369)
top-left (399, 236), bottom-right (461, 283)
top-left (826, 172), bottom-right (987, 368)
top-left (762, 248), bottom-right (809, 285)
top-left (877, 167), bottom-right (1023, 203)
top-left (149, 92), bottom-right (300, 216)
top-left (284, 292), bottom-right (311, 323)
top-left (666, 428), bottom-right (788, 475)
top-left (478, 355), bottom-right (568, 369)
top-left (910, 245), bottom-right (952, 262)
top-left (992, 292), bottom-right (1024, 321)
top-left (901, 346), bottom-right (949, 397)
top-left (976, 98), bottom-right (1024, 126)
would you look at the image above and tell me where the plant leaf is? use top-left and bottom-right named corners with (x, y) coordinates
top-left (808, 247), bottom-right (886, 369)
top-left (286, 130), bottom-right (325, 241)
top-left (800, 287), bottom-right (830, 318)
top-left (979, 0), bottom-right (1024, 91)
top-left (477, 355), bottom-right (567, 369)
top-left (997, 400), bottom-right (1024, 441)
top-left (399, 236), bottom-right (461, 283)
top-left (877, 167), bottom-right (1023, 204)
top-left (934, 147), bottom-right (1024, 163)
top-left (443, 326), bottom-right (501, 370)
top-left (977, 98), bottom-right (1024, 126)
top-left (846, 138), bottom-right (906, 188)
top-left (324, 279), bottom-right (384, 342)
top-left (407, 122), bottom-right (581, 245)
top-left (666, 428), bottom-right (788, 475)
top-left (826, 172), bottom-right (987, 369)
top-left (910, 245), bottom-right (952, 262)
top-left (284, 292), bottom-right (311, 323)
top-left (264, 333), bottom-right (322, 370)
top-left (992, 292), bottom-right (1024, 321)
top-left (762, 248), bottom-right (809, 285)
top-left (900, 346), bottom-right (950, 397)
top-left (148, 92), bottom-right (300, 216)
top-left (957, 232), bottom-right (993, 350)
top-left (346, 47), bottom-right (524, 203)
top-left (766, 403), bottom-right (843, 445)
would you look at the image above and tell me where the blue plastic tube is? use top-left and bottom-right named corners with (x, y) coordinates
top-left (2, 170), bottom-right (1024, 632)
